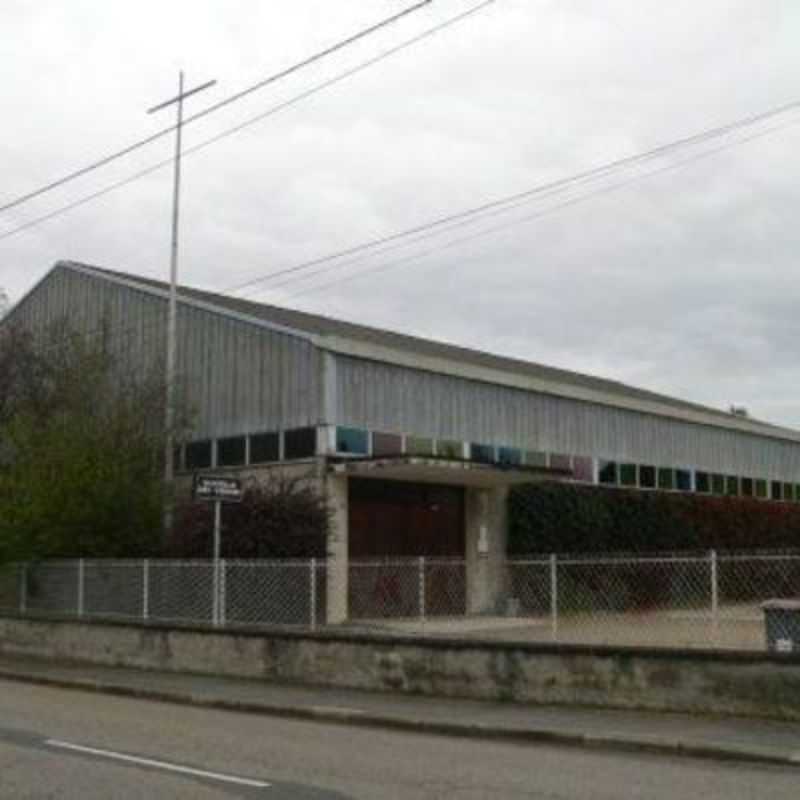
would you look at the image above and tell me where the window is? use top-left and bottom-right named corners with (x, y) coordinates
top-left (249, 432), bottom-right (279, 464)
top-left (173, 446), bottom-right (183, 472)
top-left (284, 427), bottom-right (317, 460)
top-left (795, 485), bottom-right (800, 503)
top-left (639, 465), bottom-right (656, 489)
top-left (470, 443), bottom-right (495, 464)
top-left (598, 461), bottom-right (617, 485)
top-left (217, 436), bottom-right (246, 467)
top-left (658, 467), bottom-right (675, 491)
top-left (549, 453), bottom-right (572, 472)
top-left (725, 476), bottom-right (739, 497)
top-left (335, 427), bottom-right (368, 455)
top-left (783, 483), bottom-right (795, 502)
top-left (755, 479), bottom-right (768, 499)
top-left (407, 436), bottom-right (434, 456)
top-left (525, 451), bottom-right (548, 468)
top-left (620, 463), bottom-right (637, 487)
top-left (712, 474), bottom-right (726, 495)
top-left (498, 447), bottom-right (522, 466)
top-left (185, 440), bottom-right (212, 470)
top-left (437, 440), bottom-right (464, 459)
top-left (372, 432), bottom-right (403, 457)
top-left (695, 472), bottom-right (710, 493)
top-left (772, 482), bottom-right (783, 501)
top-left (572, 456), bottom-right (594, 482)
top-left (741, 477), bottom-right (754, 497)
top-left (676, 470), bottom-right (692, 492)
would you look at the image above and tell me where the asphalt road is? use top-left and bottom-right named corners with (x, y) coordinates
top-left (1, 679), bottom-right (798, 799)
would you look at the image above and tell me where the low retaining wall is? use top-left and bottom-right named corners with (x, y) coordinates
top-left (1, 614), bottom-right (799, 720)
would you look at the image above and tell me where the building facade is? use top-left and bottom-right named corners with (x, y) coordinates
top-left (7, 261), bottom-right (800, 620)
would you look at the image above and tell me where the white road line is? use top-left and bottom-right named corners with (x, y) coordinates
top-left (45, 739), bottom-right (271, 789)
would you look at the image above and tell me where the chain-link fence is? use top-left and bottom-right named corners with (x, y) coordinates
top-left (1, 553), bottom-right (799, 650)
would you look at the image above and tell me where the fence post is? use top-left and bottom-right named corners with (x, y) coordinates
top-left (219, 559), bottom-right (227, 627)
top-left (550, 553), bottom-right (558, 641)
top-left (419, 556), bottom-right (426, 623)
top-left (142, 559), bottom-right (150, 621)
top-left (710, 549), bottom-right (719, 647)
top-left (19, 564), bottom-right (27, 615)
top-left (309, 558), bottom-right (317, 631)
top-left (77, 559), bottom-right (85, 618)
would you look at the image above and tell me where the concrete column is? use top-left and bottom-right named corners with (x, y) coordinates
top-left (326, 473), bottom-right (349, 624)
top-left (465, 486), bottom-right (509, 614)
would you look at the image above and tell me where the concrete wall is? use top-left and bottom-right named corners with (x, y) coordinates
top-left (2, 615), bottom-right (800, 720)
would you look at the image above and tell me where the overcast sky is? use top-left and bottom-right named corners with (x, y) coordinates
top-left (2, 1), bottom-right (800, 426)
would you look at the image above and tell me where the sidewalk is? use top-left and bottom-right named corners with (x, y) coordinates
top-left (0, 652), bottom-right (798, 767)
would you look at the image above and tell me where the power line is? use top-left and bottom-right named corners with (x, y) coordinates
top-left (224, 99), bottom-right (800, 297)
top-left (0, 0), bottom-right (496, 243)
top-left (280, 116), bottom-right (800, 299)
top-left (0, 0), bottom-right (434, 216)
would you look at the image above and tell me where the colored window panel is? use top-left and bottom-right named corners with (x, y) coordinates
top-left (249, 432), bottom-right (279, 464)
top-left (725, 476), bottom-right (739, 496)
top-left (186, 440), bottom-right (212, 470)
top-left (772, 482), bottom-right (783, 501)
top-left (572, 456), bottom-right (594, 482)
top-left (217, 436), bottom-right (246, 467)
top-left (658, 468), bottom-right (675, 490)
top-left (336, 427), bottom-right (369, 455)
top-left (498, 447), bottom-right (522, 466)
top-left (598, 461), bottom-right (617, 485)
top-left (783, 483), bottom-right (795, 502)
top-left (676, 470), bottom-right (692, 491)
top-left (372, 432), bottom-right (403, 457)
top-left (437, 440), bottom-right (464, 459)
top-left (620, 463), bottom-right (637, 487)
top-left (741, 478), bottom-right (754, 497)
top-left (284, 427), bottom-right (317, 460)
top-left (695, 472), bottom-right (710, 493)
top-left (549, 454), bottom-right (572, 472)
top-left (470, 443), bottom-right (495, 463)
top-left (525, 451), bottom-right (548, 468)
top-left (712, 474), bottom-right (725, 495)
top-left (407, 436), bottom-right (434, 456)
top-left (755, 479), bottom-right (768, 499)
top-left (639, 465), bottom-right (656, 489)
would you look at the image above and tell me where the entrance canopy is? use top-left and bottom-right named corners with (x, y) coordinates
top-left (328, 455), bottom-right (569, 489)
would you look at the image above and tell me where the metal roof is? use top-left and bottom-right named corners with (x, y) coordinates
top-left (54, 260), bottom-right (800, 443)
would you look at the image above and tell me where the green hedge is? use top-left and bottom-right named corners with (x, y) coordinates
top-left (508, 482), bottom-right (800, 555)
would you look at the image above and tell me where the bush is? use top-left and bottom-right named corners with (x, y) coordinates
top-left (508, 482), bottom-right (800, 555)
top-left (166, 474), bottom-right (330, 559)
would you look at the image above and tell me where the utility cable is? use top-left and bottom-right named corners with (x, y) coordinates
top-left (0, 0), bottom-right (434, 215)
top-left (0, 0), bottom-right (496, 243)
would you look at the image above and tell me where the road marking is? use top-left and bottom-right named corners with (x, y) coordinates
top-left (45, 739), bottom-right (271, 789)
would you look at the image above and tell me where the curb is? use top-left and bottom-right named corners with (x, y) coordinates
top-left (0, 667), bottom-right (797, 769)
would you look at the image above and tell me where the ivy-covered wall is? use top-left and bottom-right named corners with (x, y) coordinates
top-left (508, 482), bottom-right (800, 554)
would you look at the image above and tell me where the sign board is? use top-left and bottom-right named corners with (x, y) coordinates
top-left (193, 475), bottom-right (244, 503)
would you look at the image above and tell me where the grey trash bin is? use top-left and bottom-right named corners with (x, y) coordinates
top-left (762, 600), bottom-right (800, 653)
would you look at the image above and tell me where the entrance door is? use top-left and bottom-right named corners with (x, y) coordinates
top-left (348, 478), bottom-right (466, 617)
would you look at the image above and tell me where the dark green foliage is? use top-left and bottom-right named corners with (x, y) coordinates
top-left (0, 320), bottom-right (179, 562)
top-left (508, 482), bottom-right (800, 555)
top-left (166, 474), bottom-right (331, 559)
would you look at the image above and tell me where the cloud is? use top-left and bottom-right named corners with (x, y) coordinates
top-left (2, 0), bottom-right (799, 427)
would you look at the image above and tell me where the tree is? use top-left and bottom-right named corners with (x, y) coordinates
top-left (0, 320), bottom-right (186, 563)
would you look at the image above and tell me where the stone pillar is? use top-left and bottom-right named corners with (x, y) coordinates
top-left (325, 473), bottom-right (349, 624)
top-left (465, 486), bottom-right (509, 614)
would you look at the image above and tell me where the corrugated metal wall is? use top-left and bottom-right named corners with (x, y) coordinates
top-left (11, 266), bottom-right (320, 438)
top-left (334, 355), bottom-right (800, 481)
